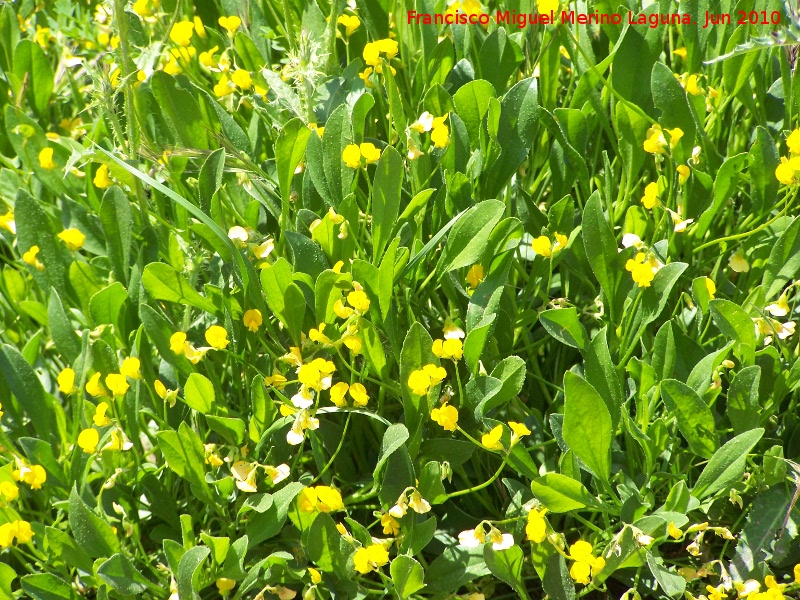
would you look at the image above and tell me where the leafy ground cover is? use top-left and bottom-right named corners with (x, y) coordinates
top-left (1, 0), bottom-right (800, 598)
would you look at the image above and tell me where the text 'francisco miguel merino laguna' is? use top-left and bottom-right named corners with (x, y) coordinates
top-left (406, 9), bottom-right (781, 28)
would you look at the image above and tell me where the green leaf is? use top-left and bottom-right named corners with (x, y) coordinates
top-left (276, 118), bottom-right (311, 205)
top-left (709, 298), bottom-right (757, 360)
top-left (762, 216), bottom-right (800, 300)
top-left (651, 62), bottom-right (696, 159)
top-left (44, 528), bottom-right (93, 573)
top-left (562, 372), bottom-right (612, 483)
top-left (373, 424), bottom-right (410, 484)
top-left (306, 103), bottom-right (354, 208)
top-left (372, 146), bottom-right (403, 263)
top-left (15, 189), bottom-right (68, 295)
top-left (641, 263), bottom-right (688, 325)
top-left (176, 546), bottom-right (209, 600)
top-left (184, 373), bottom-right (215, 414)
top-left (661, 379), bottom-right (718, 459)
top-left (305, 513), bottom-right (351, 575)
top-left (484, 545), bottom-right (525, 593)
top-left (0, 4), bottom-right (19, 74)
top-left (582, 192), bottom-right (617, 301)
top-left (453, 79), bottom-right (495, 147)
top-left (391, 555), bottom-right (425, 599)
top-left (206, 415), bottom-right (246, 446)
top-left (157, 422), bottom-right (213, 503)
top-left (530, 473), bottom-right (599, 513)
top-left (425, 545), bottom-right (490, 593)
top-left (246, 482), bottom-right (305, 547)
top-left (727, 366), bottom-right (761, 435)
top-left (96, 553), bottom-right (151, 595)
top-left (417, 461), bottom-right (447, 504)
top-left (585, 327), bottom-right (623, 428)
top-left (47, 288), bottom-right (81, 363)
top-left (646, 551), bottom-right (686, 598)
top-left (0, 344), bottom-right (52, 439)
top-left (542, 552), bottom-right (576, 600)
top-left (692, 428), bottom-right (764, 499)
top-left (89, 282), bottom-right (128, 327)
top-left (539, 307), bottom-right (589, 351)
top-left (285, 231), bottom-right (330, 280)
top-left (438, 200), bottom-right (505, 274)
top-left (20, 574), bottom-right (78, 600)
top-left (150, 71), bottom-right (210, 149)
top-left (478, 28), bottom-right (523, 93)
top-left (99, 186), bottom-right (132, 285)
top-left (198, 148), bottom-right (225, 214)
top-left (614, 102), bottom-right (649, 185)
top-left (69, 486), bottom-right (120, 558)
top-left (282, 282), bottom-right (306, 346)
top-left (139, 304), bottom-right (194, 376)
top-left (142, 263), bottom-right (218, 314)
top-left (12, 40), bottom-right (53, 117)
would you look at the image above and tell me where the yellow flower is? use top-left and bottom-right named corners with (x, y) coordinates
top-left (482, 424), bottom-right (504, 450)
top-left (19, 464), bottom-right (46, 489)
top-left (431, 122), bottom-right (449, 148)
top-left (307, 567), bottom-right (322, 585)
top-left (105, 373), bottom-right (130, 397)
top-left (297, 358), bottom-right (336, 392)
top-left (553, 232), bottom-right (568, 252)
top-left (231, 69), bottom-right (252, 89)
top-left (334, 299), bottom-right (354, 319)
top-left (665, 127), bottom-right (683, 149)
top-left (120, 357), bottom-right (141, 379)
top-left (343, 334), bottom-right (362, 354)
top-left (94, 164), bottom-right (113, 188)
top-left (729, 251), bottom-right (750, 273)
top-left (381, 513), bottom-right (400, 535)
top-left (308, 123), bottom-right (324, 137)
top-left (329, 382), bottom-right (349, 407)
top-left (199, 45), bottom-right (219, 68)
top-left (775, 156), bottom-right (800, 185)
top-left (568, 541), bottom-right (605, 585)
top-left (216, 578), bottom-right (236, 594)
top-left (643, 125), bottom-right (667, 154)
top-left (214, 74), bottom-right (235, 97)
top-left (347, 288), bottom-right (370, 311)
top-left (0, 211), bottom-right (15, 234)
top-left (0, 523), bottom-right (15, 548)
top-left (509, 421), bottom-right (531, 440)
top-left (363, 42), bottom-right (381, 66)
top-left (86, 372), bottom-right (107, 397)
top-left (677, 164), bottom-right (690, 184)
top-left (685, 74), bottom-right (703, 96)
top-left (243, 309), bottom-right (262, 332)
top-left (787, 129), bottom-right (800, 155)
top-left (537, 0), bottom-right (558, 12)
top-left (58, 367), bottom-right (77, 394)
top-left (430, 403), bottom-right (459, 431)
top-left (667, 521), bottom-right (682, 539)
top-left (641, 182), bottom-right (660, 209)
top-left (342, 144), bottom-right (361, 168)
top-left (408, 369), bottom-right (432, 396)
top-left (337, 14), bottom-right (361, 36)
top-left (526, 507), bottom-right (548, 543)
top-left (132, 0), bottom-right (152, 17)
top-left (206, 325), bottom-right (230, 350)
top-left (673, 47), bottom-right (687, 59)
top-left (38, 147), bottom-right (56, 169)
top-left (532, 235), bottom-right (553, 257)
top-left (218, 15), bottom-right (242, 35)
top-left (376, 38), bottom-right (398, 58)
top-left (704, 277), bottom-right (716, 299)
top-left (23, 245), bottom-right (44, 270)
top-left (298, 486), bottom-right (344, 513)
top-left (58, 228), bottom-right (85, 251)
top-left (411, 111), bottom-right (434, 133)
top-left (170, 332), bottom-right (187, 354)
top-left (169, 21), bottom-right (194, 46)
top-left (625, 252), bottom-right (656, 288)
top-left (354, 544), bottom-right (390, 574)
top-left (706, 584), bottom-right (727, 600)
top-left (93, 401), bottom-right (112, 427)
top-left (359, 67), bottom-right (374, 87)
top-left (360, 142), bottom-right (381, 164)
top-left (0, 481), bottom-right (19, 502)
top-left (466, 264), bottom-right (484, 289)
top-left (193, 16), bottom-right (206, 37)
top-left (78, 428), bottom-right (100, 453)
top-left (432, 338), bottom-right (463, 360)
top-left (794, 563), bottom-right (800, 584)
top-left (264, 372), bottom-right (287, 388)
top-left (349, 383), bottom-right (369, 406)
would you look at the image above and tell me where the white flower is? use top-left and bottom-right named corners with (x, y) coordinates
top-left (410, 111), bottom-right (434, 133)
top-left (621, 233), bottom-right (643, 249)
top-left (291, 387), bottom-right (314, 409)
top-left (765, 296), bottom-right (789, 317)
top-left (408, 490), bottom-right (431, 514)
top-left (266, 463), bottom-right (291, 484)
top-left (491, 532), bottom-right (515, 551)
top-left (442, 320), bottom-right (465, 340)
top-left (458, 529), bottom-right (484, 547)
top-left (729, 251), bottom-right (750, 273)
top-left (777, 321), bottom-right (795, 340)
top-left (228, 226), bottom-right (249, 247)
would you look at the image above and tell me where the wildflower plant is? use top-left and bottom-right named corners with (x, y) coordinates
top-left (0, 0), bottom-right (799, 599)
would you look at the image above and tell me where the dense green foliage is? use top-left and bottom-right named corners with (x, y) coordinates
top-left (0, 0), bottom-right (799, 598)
